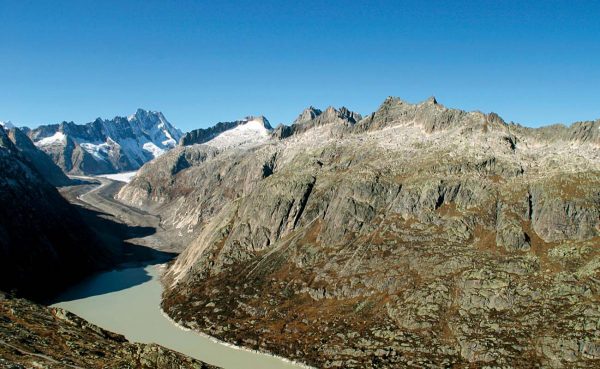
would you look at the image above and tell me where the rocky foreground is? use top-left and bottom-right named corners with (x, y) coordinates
top-left (0, 294), bottom-right (218, 369)
top-left (119, 97), bottom-right (600, 368)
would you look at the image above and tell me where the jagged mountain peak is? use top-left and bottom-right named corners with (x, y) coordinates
top-left (128, 108), bottom-right (167, 122)
top-left (273, 105), bottom-right (362, 140)
top-left (423, 96), bottom-right (438, 105)
top-left (322, 106), bottom-right (337, 117)
top-left (356, 95), bottom-right (495, 133)
top-left (381, 96), bottom-right (408, 107)
top-left (294, 106), bottom-right (323, 124)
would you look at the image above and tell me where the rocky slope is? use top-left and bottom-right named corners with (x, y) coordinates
top-left (0, 294), bottom-right (218, 368)
top-left (4, 125), bottom-right (70, 186)
top-left (0, 126), bottom-right (111, 299)
top-left (25, 109), bottom-right (182, 175)
top-left (118, 97), bottom-right (600, 368)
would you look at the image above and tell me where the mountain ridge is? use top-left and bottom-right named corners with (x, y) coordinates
top-left (26, 109), bottom-right (182, 175)
top-left (118, 95), bottom-right (600, 368)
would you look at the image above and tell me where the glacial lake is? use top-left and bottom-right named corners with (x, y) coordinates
top-left (51, 264), bottom-right (309, 369)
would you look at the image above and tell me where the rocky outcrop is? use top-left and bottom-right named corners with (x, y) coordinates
top-left (27, 109), bottom-right (182, 175)
top-left (530, 176), bottom-right (600, 242)
top-left (0, 126), bottom-right (111, 300)
top-left (0, 295), bottom-right (218, 368)
top-left (120, 97), bottom-right (600, 368)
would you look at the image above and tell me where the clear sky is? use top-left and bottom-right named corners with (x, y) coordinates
top-left (1, 0), bottom-right (599, 131)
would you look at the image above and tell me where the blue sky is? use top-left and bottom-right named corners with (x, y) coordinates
top-left (1, 0), bottom-right (599, 131)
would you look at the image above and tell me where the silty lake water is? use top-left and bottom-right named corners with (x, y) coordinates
top-left (52, 264), bottom-right (310, 369)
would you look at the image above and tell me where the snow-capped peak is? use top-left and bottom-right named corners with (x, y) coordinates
top-left (0, 120), bottom-right (15, 129)
top-left (126, 108), bottom-right (182, 149)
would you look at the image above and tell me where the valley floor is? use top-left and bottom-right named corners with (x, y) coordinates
top-left (60, 175), bottom-right (182, 254)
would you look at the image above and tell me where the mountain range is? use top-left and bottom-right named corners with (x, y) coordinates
top-left (24, 109), bottom-right (182, 175)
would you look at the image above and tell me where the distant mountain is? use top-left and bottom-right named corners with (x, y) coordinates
top-left (3, 126), bottom-right (71, 186)
top-left (26, 109), bottom-right (182, 175)
top-left (0, 126), bottom-right (111, 299)
top-left (179, 116), bottom-right (272, 148)
top-left (0, 120), bottom-right (15, 129)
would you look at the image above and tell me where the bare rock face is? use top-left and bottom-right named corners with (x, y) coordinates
top-left (0, 296), bottom-right (218, 368)
top-left (119, 97), bottom-right (600, 368)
